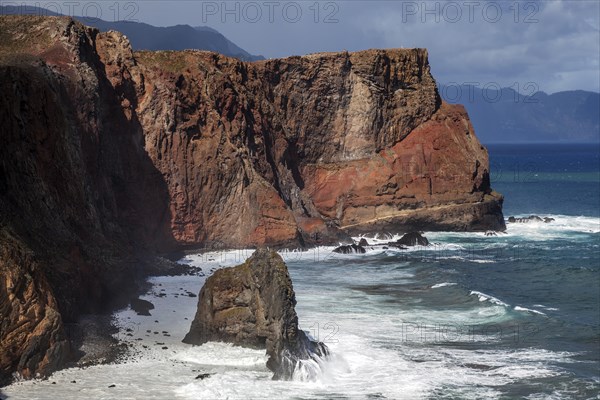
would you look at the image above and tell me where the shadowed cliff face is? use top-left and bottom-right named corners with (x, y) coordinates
top-left (0, 16), bottom-right (503, 383)
top-left (0, 16), bottom-right (175, 383)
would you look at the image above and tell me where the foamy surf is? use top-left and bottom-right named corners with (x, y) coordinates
top-left (431, 282), bottom-right (457, 289)
top-left (504, 215), bottom-right (600, 237)
top-left (3, 211), bottom-right (599, 399)
top-left (514, 306), bottom-right (547, 316)
top-left (470, 291), bottom-right (510, 307)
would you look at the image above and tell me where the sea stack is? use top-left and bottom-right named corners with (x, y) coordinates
top-left (183, 249), bottom-right (328, 380)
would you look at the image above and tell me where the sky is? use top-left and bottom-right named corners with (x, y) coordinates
top-left (4, 0), bottom-right (600, 94)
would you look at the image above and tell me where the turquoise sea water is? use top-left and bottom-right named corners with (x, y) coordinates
top-left (284, 143), bottom-right (600, 398)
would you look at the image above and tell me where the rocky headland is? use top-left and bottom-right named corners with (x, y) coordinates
top-left (0, 15), bottom-right (504, 384)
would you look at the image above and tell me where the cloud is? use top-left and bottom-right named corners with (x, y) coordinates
top-left (11, 0), bottom-right (599, 93)
top-left (348, 0), bottom-right (599, 93)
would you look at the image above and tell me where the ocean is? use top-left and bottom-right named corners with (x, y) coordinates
top-left (2, 143), bottom-right (599, 399)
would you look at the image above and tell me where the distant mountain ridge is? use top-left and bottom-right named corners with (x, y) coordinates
top-left (0, 5), bottom-right (264, 61)
top-left (440, 85), bottom-right (599, 143)
top-left (1, 6), bottom-right (596, 142)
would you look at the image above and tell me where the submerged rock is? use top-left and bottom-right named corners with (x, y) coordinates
top-left (358, 238), bottom-right (370, 247)
top-left (333, 244), bottom-right (366, 254)
top-left (396, 232), bottom-right (430, 246)
top-left (183, 249), bottom-right (328, 380)
top-left (507, 215), bottom-right (554, 224)
top-left (130, 298), bottom-right (155, 316)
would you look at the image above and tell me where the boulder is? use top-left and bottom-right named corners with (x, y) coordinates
top-left (130, 298), bottom-right (155, 316)
top-left (396, 232), bottom-right (430, 246)
top-left (183, 249), bottom-right (328, 380)
top-left (358, 238), bottom-right (370, 247)
top-left (333, 244), bottom-right (366, 254)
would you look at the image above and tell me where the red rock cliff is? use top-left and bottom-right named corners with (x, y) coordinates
top-left (116, 42), bottom-right (503, 247)
top-left (0, 16), bottom-right (504, 383)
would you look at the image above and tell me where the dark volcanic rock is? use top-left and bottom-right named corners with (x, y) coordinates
top-left (396, 232), bottom-right (430, 246)
top-left (130, 299), bottom-right (155, 316)
top-left (183, 249), bottom-right (328, 380)
top-left (333, 244), bottom-right (367, 254)
top-left (0, 16), bottom-right (176, 383)
top-left (508, 215), bottom-right (553, 224)
top-left (358, 238), bottom-right (370, 247)
top-left (0, 232), bottom-right (69, 385)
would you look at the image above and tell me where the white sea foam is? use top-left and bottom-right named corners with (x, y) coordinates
top-left (470, 291), bottom-right (510, 307)
top-left (434, 256), bottom-right (497, 264)
top-left (431, 282), bottom-right (457, 289)
top-left (533, 304), bottom-right (559, 311)
top-left (514, 306), bottom-right (547, 316)
top-left (504, 214), bottom-right (600, 239)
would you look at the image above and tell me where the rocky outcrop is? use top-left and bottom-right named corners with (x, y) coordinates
top-left (0, 231), bottom-right (68, 385)
top-left (396, 232), bottom-right (430, 246)
top-left (1, 15), bottom-right (504, 250)
top-left (131, 49), bottom-right (505, 247)
top-left (0, 15), bottom-right (504, 383)
top-left (332, 243), bottom-right (367, 254)
top-left (508, 216), bottom-right (554, 223)
top-left (129, 299), bottom-right (155, 316)
top-left (183, 249), bottom-right (328, 379)
top-left (333, 244), bottom-right (367, 254)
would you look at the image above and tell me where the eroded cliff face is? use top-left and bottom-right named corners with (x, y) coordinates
top-left (0, 16), bottom-right (504, 383)
top-left (124, 45), bottom-right (502, 247)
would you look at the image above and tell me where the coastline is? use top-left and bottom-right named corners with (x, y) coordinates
top-left (3, 214), bottom-right (599, 398)
top-left (1, 15), bottom-right (497, 385)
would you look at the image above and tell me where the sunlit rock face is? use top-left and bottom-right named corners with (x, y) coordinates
top-left (131, 47), bottom-right (504, 247)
